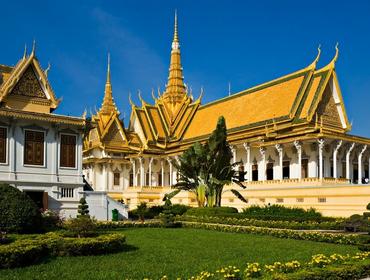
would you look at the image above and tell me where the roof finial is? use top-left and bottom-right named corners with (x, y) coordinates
top-left (333, 42), bottom-right (339, 63)
top-left (23, 44), bottom-right (27, 59)
top-left (107, 52), bottom-right (111, 84)
top-left (31, 39), bottom-right (36, 56)
top-left (308, 44), bottom-right (321, 69)
top-left (45, 62), bottom-right (51, 77)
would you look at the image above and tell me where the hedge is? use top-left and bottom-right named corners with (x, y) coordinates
top-left (96, 220), bottom-right (163, 229)
top-left (186, 206), bottom-right (238, 216)
top-left (180, 215), bottom-right (344, 230)
top-left (0, 232), bottom-right (126, 268)
top-left (181, 221), bottom-right (363, 245)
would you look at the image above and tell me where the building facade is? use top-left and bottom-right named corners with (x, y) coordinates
top-left (0, 46), bottom-right (87, 217)
top-left (83, 15), bottom-right (370, 217)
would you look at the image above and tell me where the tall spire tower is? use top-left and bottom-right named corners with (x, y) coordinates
top-left (162, 11), bottom-right (187, 114)
top-left (100, 53), bottom-right (117, 115)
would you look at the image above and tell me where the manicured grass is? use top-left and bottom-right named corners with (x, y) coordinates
top-left (0, 228), bottom-right (360, 279)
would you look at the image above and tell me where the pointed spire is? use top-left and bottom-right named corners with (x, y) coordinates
top-left (100, 53), bottom-right (117, 114)
top-left (318, 43), bottom-right (340, 72)
top-left (162, 11), bottom-right (188, 114)
top-left (107, 52), bottom-right (111, 84)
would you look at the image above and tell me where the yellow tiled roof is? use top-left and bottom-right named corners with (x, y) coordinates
top-left (183, 69), bottom-right (311, 141)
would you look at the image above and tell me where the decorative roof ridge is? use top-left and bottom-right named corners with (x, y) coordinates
top-left (315, 43), bottom-right (339, 73)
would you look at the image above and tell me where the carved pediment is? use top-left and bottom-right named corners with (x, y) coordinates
top-left (316, 84), bottom-right (342, 128)
top-left (103, 121), bottom-right (125, 144)
top-left (10, 66), bottom-right (47, 99)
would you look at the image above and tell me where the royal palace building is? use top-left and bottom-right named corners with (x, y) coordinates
top-left (83, 14), bottom-right (370, 217)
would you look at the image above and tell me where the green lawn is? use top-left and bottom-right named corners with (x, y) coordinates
top-left (0, 228), bottom-right (360, 280)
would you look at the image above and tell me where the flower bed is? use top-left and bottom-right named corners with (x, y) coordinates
top-left (0, 232), bottom-right (126, 268)
top-left (180, 215), bottom-right (344, 230)
top-left (181, 221), bottom-right (363, 245)
top-left (185, 252), bottom-right (370, 279)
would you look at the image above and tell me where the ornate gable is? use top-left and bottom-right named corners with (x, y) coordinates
top-left (103, 120), bottom-right (126, 145)
top-left (10, 66), bottom-right (47, 99)
top-left (316, 83), bottom-right (342, 128)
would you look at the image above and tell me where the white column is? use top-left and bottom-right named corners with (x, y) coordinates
top-left (161, 159), bottom-right (164, 187)
top-left (318, 139), bottom-right (325, 180)
top-left (148, 157), bottom-right (153, 186)
top-left (173, 156), bottom-right (179, 185)
top-left (139, 157), bottom-right (144, 187)
top-left (167, 157), bottom-right (173, 186)
top-left (275, 144), bottom-right (283, 181)
top-left (333, 140), bottom-right (342, 179)
top-left (231, 146), bottom-right (237, 164)
top-left (130, 159), bottom-right (137, 186)
top-left (243, 143), bottom-right (251, 182)
top-left (294, 141), bottom-right (302, 180)
top-left (103, 164), bottom-right (108, 191)
top-left (259, 147), bottom-right (266, 181)
top-left (8, 124), bottom-right (16, 180)
top-left (346, 143), bottom-right (355, 180)
top-left (368, 156), bottom-right (370, 181)
top-left (359, 145), bottom-right (367, 184)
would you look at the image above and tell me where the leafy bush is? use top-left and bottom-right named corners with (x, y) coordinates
top-left (241, 205), bottom-right (325, 222)
top-left (64, 216), bottom-right (97, 238)
top-left (0, 232), bottom-right (126, 268)
top-left (344, 214), bottom-right (368, 232)
top-left (129, 204), bottom-right (190, 220)
top-left (0, 184), bottom-right (42, 233)
top-left (186, 206), bottom-right (238, 216)
top-left (41, 210), bottom-right (63, 231)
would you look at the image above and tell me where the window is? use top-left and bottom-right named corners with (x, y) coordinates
top-left (238, 165), bottom-right (245, 182)
top-left (61, 187), bottom-right (74, 198)
top-left (276, 198), bottom-right (284, 203)
top-left (283, 161), bottom-right (290, 179)
top-left (24, 130), bottom-right (44, 165)
top-left (158, 172), bottom-right (162, 186)
top-left (146, 172), bottom-right (149, 186)
top-left (259, 198), bottom-right (265, 203)
top-left (318, 197), bottom-right (326, 203)
top-left (0, 127), bottom-right (7, 163)
top-left (129, 173), bottom-right (133, 186)
top-left (60, 134), bottom-right (76, 168)
top-left (113, 172), bottom-right (120, 186)
top-left (252, 164), bottom-right (258, 181)
top-left (296, 198), bottom-right (304, 203)
top-left (302, 159), bottom-right (308, 178)
top-left (266, 162), bottom-right (274, 180)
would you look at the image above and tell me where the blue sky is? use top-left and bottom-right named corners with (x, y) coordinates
top-left (1, 1), bottom-right (370, 136)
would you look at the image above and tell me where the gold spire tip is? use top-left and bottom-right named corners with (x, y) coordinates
top-left (106, 52), bottom-right (111, 84)
top-left (31, 39), bottom-right (36, 55)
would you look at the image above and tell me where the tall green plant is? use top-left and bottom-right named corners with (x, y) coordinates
top-left (173, 116), bottom-right (247, 207)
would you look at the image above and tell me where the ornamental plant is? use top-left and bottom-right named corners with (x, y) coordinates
top-left (77, 197), bottom-right (90, 218)
top-left (244, 262), bottom-right (262, 278)
top-left (64, 216), bottom-right (97, 238)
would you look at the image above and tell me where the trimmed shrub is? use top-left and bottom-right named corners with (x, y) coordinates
top-left (179, 215), bottom-right (344, 230)
top-left (186, 206), bottom-right (238, 216)
top-left (169, 204), bottom-right (191, 216)
top-left (0, 232), bottom-right (126, 268)
top-left (129, 204), bottom-right (190, 220)
top-left (241, 205), bottom-right (325, 222)
top-left (64, 216), bottom-right (97, 237)
top-left (0, 184), bottom-right (42, 233)
top-left (77, 197), bottom-right (90, 218)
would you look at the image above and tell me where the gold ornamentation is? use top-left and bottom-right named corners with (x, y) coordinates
top-left (10, 66), bottom-right (45, 98)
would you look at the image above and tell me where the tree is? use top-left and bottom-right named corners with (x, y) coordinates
top-left (0, 184), bottom-right (42, 233)
top-left (77, 197), bottom-right (90, 218)
top-left (136, 202), bottom-right (148, 222)
top-left (173, 116), bottom-right (247, 207)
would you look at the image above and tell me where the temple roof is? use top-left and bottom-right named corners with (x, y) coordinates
top-left (85, 15), bottom-right (365, 156)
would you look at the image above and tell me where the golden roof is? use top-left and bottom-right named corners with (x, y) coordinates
top-left (85, 16), bottom-right (361, 157)
top-left (0, 45), bottom-right (60, 112)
